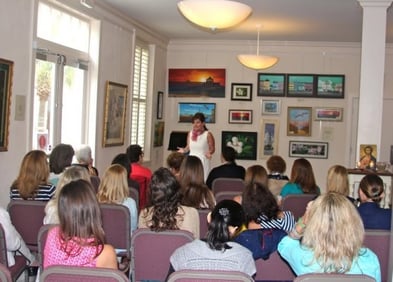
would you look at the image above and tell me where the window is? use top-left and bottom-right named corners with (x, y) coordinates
top-left (131, 43), bottom-right (150, 149)
top-left (33, 2), bottom-right (94, 153)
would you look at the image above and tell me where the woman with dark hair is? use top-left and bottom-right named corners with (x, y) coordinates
top-left (138, 167), bottom-right (200, 238)
top-left (280, 158), bottom-right (320, 198)
top-left (49, 143), bottom-right (74, 186)
top-left (111, 153), bottom-right (140, 191)
top-left (10, 150), bottom-right (56, 201)
top-left (43, 179), bottom-right (117, 269)
top-left (266, 155), bottom-right (289, 197)
top-left (177, 112), bottom-right (215, 181)
top-left (179, 155), bottom-right (215, 210)
top-left (357, 174), bottom-right (391, 230)
top-left (169, 200), bottom-right (255, 276)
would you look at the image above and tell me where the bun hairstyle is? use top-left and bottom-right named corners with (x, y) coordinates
top-left (359, 174), bottom-right (384, 203)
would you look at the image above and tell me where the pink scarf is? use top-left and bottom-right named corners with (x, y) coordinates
top-left (191, 129), bottom-right (204, 141)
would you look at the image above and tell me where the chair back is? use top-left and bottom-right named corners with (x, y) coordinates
top-left (363, 229), bottom-right (391, 282)
top-left (215, 191), bottom-right (241, 203)
top-left (197, 209), bottom-right (210, 239)
top-left (7, 200), bottom-right (46, 252)
top-left (99, 204), bottom-right (131, 259)
top-left (294, 273), bottom-right (376, 281)
top-left (167, 269), bottom-right (254, 282)
top-left (254, 251), bottom-right (295, 281)
top-left (212, 178), bottom-right (245, 196)
top-left (131, 228), bottom-right (194, 282)
top-left (40, 265), bottom-right (129, 282)
top-left (0, 263), bottom-right (11, 282)
top-left (131, 175), bottom-right (149, 210)
top-left (0, 224), bottom-right (27, 281)
top-left (281, 194), bottom-right (317, 220)
top-left (37, 224), bottom-right (56, 271)
top-left (129, 187), bottom-right (139, 209)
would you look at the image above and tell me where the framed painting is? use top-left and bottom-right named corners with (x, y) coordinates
top-left (102, 81), bottom-right (128, 147)
top-left (231, 83), bottom-right (252, 101)
top-left (168, 68), bottom-right (226, 98)
top-left (289, 141), bottom-right (328, 159)
top-left (178, 102), bottom-right (216, 123)
top-left (228, 110), bottom-right (252, 124)
top-left (316, 74), bottom-right (345, 98)
top-left (157, 91), bottom-right (163, 119)
top-left (287, 107), bottom-right (312, 136)
top-left (261, 99), bottom-right (281, 115)
top-left (314, 107), bottom-right (343, 121)
top-left (257, 73), bottom-right (286, 97)
top-left (358, 144), bottom-right (377, 169)
top-left (0, 58), bottom-right (14, 151)
top-left (260, 119), bottom-right (279, 159)
top-left (153, 121), bottom-right (165, 147)
top-left (286, 74), bottom-right (315, 97)
top-left (222, 131), bottom-right (257, 160)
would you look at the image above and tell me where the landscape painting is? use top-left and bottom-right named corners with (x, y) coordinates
top-left (168, 68), bottom-right (226, 97)
top-left (178, 103), bottom-right (216, 123)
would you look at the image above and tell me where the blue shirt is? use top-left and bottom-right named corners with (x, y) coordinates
top-left (358, 202), bottom-right (391, 230)
top-left (280, 183), bottom-right (320, 197)
top-left (278, 236), bottom-right (381, 282)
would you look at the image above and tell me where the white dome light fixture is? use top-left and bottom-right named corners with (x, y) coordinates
top-left (237, 27), bottom-right (278, 70)
top-left (177, 0), bottom-right (252, 31)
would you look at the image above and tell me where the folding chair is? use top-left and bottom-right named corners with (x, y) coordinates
top-left (294, 273), bottom-right (375, 282)
top-left (281, 194), bottom-right (317, 220)
top-left (0, 224), bottom-right (28, 282)
top-left (212, 178), bottom-right (245, 196)
top-left (131, 228), bottom-right (194, 282)
top-left (167, 269), bottom-right (254, 282)
top-left (37, 224), bottom-right (56, 272)
top-left (254, 251), bottom-right (295, 281)
top-left (7, 200), bottom-right (46, 252)
top-left (215, 191), bottom-right (241, 204)
top-left (197, 209), bottom-right (210, 239)
top-left (40, 265), bottom-right (129, 282)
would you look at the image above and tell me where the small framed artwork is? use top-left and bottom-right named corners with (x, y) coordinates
top-left (153, 121), bottom-right (165, 147)
top-left (228, 109), bottom-right (253, 124)
top-left (287, 74), bottom-right (315, 97)
top-left (222, 131), bottom-right (258, 160)
top-left (257, 73), bottom-right (286, 97)
top-left (316, 74), bottom-right (345, 98)
top-left (0, 58), bottom-right (14, 151)
top-left (262, 99), bottom-right (281, 115)
top-left (287, 107), bottom-right (312, 136)
top-left (358, 144), bottom-right (377, 169)
top-left (178, 102), bottom-right (216, 123)
top-left (102, 81), bottom-right (128, 147)
top-left (231, 83), bottom-right (252, 101)
top-left (157, 91), bottom-right (163, 119)
top-left (260, 119), bottom-right (279, 159)
top-left (289, 141), bottom-right (329, 159)
top-left (314, 107), bottom-right (343, 121)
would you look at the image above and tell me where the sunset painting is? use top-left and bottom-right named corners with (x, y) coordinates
top-left (168, 68), bottom-right (226, 97)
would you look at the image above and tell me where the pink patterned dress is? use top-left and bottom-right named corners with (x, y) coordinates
top-left (43, 226), bottom-right (103, 269)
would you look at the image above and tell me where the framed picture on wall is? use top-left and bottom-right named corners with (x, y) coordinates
top-left (316, 74), bottom-right (345, 98)
top-left (286, 74), bottom-right (315, 97)
top-left (231, 83), bottom-right (252, 101)
top-left (178, 102), bottom-right (216, 123)
top-left (0, 58), bottom-right (14, 152)
top-left (260, 119), bottom-right (279, 159)
top-left (289, 141), bottom-right (328, 159)
top-left (228, 109), bottom-right (253, 124)
top-left (262, 99), bottom-right (281, 115)
top-left (222, 131), bottom-right (257, 160)
top-left (257, 73), bottom-right (286, 97)
top-left (287, 107), bottom-right (312, 136)
top-left (314, 107), bottom-right (343, 121)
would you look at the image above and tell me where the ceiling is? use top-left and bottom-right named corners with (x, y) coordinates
top-left (99, 0), bottom-right (393, 43)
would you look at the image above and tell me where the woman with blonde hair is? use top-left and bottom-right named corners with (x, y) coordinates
top-left (44, 166), bottom-right (91, 224)
top-left (97, 164), bottom-right (138, 233)
top-left (10, 150), bottom-right (56, 201)
top-left (326, 165), bottom-right (355, 203)
top-left (278, 193), bottom-right (380, 281)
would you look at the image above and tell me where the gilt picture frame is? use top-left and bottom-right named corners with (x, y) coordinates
top-left (0, 58), bottom-right (14, 152)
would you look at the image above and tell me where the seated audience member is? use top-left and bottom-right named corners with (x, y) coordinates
top-left (169, 200), bottom-right (256, 277)
top-left (43, 179), bottom-right (117, 269)
top-left (73, 144), bottom-right (99, 176)
top-left (166, 151), bottom-right (185, 181)
top-left (280, 158), bottom-right (320, 198)
top-left (10, 150), bottom-right (56, 201)
top-left (138, 167), bottom-right (200, 239)
top-left (206, 146), bottom-right (245, 189)
top-left (233, 165), bottom-right (267, 204)
top-left (48, 143), bottom-right (74, 186)
top-left (266, 155), bottom-right (289, 197)
top-left (97, 164), bottom-right (138, 233)
top-left (111, 153), bottom-right (140, 191)
top-left (0, 207), bottom-right (36, 266)
top-left (278, 193), bottom-right (380, 282)
top-left (44, 166), bottom-right (91, 224)
top-left (179, 155), bottom-right (215, 210)
top-left (326, 164), bottom-right (356, 203)
top-left (234, 183), bottom-right (288, 259)
top-left (357, 174), bottom-right (391, 230)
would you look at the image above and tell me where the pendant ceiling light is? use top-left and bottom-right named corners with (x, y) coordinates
top-left (237, 27), bottom-right (278, 70)
top-left (177, 0), bottom-right (252, 31)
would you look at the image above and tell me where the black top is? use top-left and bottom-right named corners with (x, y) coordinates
top-left (206, 162), bottom-right (246, 189)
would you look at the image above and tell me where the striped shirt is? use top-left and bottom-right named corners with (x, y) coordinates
top-left (10, 183), bottom-right (56, 201)
top-left (258, 211), bottom-right (295, 232)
